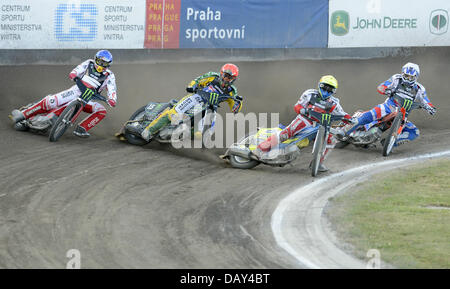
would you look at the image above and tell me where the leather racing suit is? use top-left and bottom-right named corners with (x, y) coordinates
top-left (257, 89), bottom-right (353, 164)
top-left (140, 71), bottom-right (243, 140)
top-left (345, 74), bottom-right (435, 145)
top-left (20, 59), bottom-right (117, 133)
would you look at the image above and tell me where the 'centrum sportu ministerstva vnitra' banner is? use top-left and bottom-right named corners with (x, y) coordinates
top-left (329, 0), bottom-right (450, 47)
top-left (0, 0), bottom-right (448, 49)
top-left (0, 0), bottom-right (328, 49)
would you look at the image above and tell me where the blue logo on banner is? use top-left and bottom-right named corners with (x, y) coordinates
top-left (54, 4), bottom-right (98, 41)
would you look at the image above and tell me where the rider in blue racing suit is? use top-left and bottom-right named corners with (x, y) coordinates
top-left (340, 62), bottom-right (436, 146)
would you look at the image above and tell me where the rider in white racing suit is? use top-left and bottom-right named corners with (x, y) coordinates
top-left (11, 50), bottom-right (117, 138)
top-left (256, 75), bottom-right (355, 172)
top-left (341, 63), bottom-right (436, 146)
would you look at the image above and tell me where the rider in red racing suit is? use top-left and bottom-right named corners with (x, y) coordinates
top-left (255, 75), bottom-right (355, 172)
top-left (11, 50), bottom-right (117, 138)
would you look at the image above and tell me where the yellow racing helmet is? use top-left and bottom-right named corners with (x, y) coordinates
top-left (318, 75), bottom-right (338, 100)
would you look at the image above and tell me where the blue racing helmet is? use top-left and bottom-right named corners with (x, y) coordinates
top-left (94, 50), bottom-right (113, 73)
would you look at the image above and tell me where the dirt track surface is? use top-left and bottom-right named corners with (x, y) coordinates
top-left (0, 49), bottom-right (449, 268)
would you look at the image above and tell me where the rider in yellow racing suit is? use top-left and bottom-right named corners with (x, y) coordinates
top-left (137, 63), bottom-right (243, 141)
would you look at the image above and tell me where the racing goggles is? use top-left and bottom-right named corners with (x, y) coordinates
top-left (222, 73), bottom-right (236, 85)
top-left (95, 57), bottom-right (111, 68)
top-left (402, 73), bottom-right (417, 82)
top-left (319, 83), bottom-right (336, 94)
top-left (223, 72), bottom-right (236, 81)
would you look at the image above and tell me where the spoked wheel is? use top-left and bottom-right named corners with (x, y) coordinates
top-left (124, 105), bottom-right (149, 146)
top-left (49, 101), bottom-right (80, 142)
top-left (311, 126), bottom-right (325, 177)
top-left (382, 113), bottom-right (402, 156)
top-left (229, 154), bottom-right (260, 169)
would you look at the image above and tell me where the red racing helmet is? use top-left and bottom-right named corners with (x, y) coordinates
top-left (220, 63), bottom-right (239, 87)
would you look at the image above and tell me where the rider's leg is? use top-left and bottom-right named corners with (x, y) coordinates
top-left (140, 107), bottom-right (178, 141)
top-left (395, 121), bottom-right (419, 146)
top-left (344, 103), bottom-right (392, 136)
top-left (140, 94), bottom-right (201, 141)
top-left (257, 115), bottom-right (312, 152)
top-left (13, 86), bottom-right (80, 122)
top-left (74, 102), bottom-right (107, 138)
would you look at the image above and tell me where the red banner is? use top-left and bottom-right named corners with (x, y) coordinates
top-left (145, 0), bottom-right (181, 48)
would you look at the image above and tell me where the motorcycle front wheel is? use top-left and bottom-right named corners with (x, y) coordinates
top-left (311, 126), bottom-right (326, 177)
top-left (49, 101), bottom-right (80, 142)
top-left (382, 113), bottom-right (402, 156)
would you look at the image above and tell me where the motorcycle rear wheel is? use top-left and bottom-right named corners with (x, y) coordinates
top-left (124, 105), bottom-right (150, 146)
top-left (49, 101), bottom-right (80, 142)
top-left (334, 140), bottom-right (350, 149)
top-left (229, 154), bottom-right (260, 169)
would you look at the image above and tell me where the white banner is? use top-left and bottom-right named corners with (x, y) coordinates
top-left (329, 0), bottom-right (450, 47)
top-left (0, 0), bottom-right (146, 49)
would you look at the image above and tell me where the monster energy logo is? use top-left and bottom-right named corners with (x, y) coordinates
top-left (209, 92), bottom-right (219, 104)
top-left (402, 99), bottom-right (413, 110)
top-left (81, 89), bottom-right (94, 101)
top-left (321, 113), bottom-right (331, 125)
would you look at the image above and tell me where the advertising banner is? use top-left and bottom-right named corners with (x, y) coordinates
top-left (178, 0), bottom-right (328, 48)
top-left (0, 0), bottom-right (328, 49)
top-left (0, 0), bottom-right (146, 49)
top-left (144, 0), bottom-right (181, 49)
top-left (329, 0), bottom-right (450, 47)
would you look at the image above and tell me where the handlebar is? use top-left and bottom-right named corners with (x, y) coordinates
top-left (195, 89), bottom-right (234, 103)
top-left (308, 110), bottom-right (346, 127)
top-left (75, 78), bottom-right (107, 104)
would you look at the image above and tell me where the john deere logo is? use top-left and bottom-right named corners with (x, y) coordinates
top-left (331, 10), bottom-right (349, 36)
top-left (430, 9), bottom-right (448, 35)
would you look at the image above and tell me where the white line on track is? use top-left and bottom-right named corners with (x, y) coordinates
top-left (271, 150), bottom-right (450, 269)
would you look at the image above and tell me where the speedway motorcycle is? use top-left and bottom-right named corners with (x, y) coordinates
top-left (116, 89), bottom-right (237, 146)
top-left (335, 94), bottom-right (423, 156)
top-left (10, 79), bottom-right (106, 142)
top-left (221, 104), bottom-right (345, 177)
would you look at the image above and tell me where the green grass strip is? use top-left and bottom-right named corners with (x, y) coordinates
top-left (326, 159), bottom-right (450, 268)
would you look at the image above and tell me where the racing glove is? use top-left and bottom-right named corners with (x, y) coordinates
top-left (385, 89), bottom-right (394, 97)
top-left (186, 86), bottom-right (197, 93)
top-left (69, 72), bottom-right (78, 81)
top-left (425, 105), bottom-right (436, 115)
top-left (232, 100), bottom-right (242, 114)
top-left (348, 117), bottom-right (358, 124)
top-left (107, 99), bottom-right (116, 107)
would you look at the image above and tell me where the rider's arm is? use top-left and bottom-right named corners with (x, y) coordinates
top-left (416, 84), bottom-right (434, 108)
top-left (330, 98), bottom-right (353, 122)
top-left (99, 72), bottom-right (117, 105)
top-left (69, 59), bottom-right (91, 80)
top-left (377, 74), bottom-right (401, 95)
top-left (223, 85), bottom-right (243, 113)
top-left (415, 84), bottom-right (435, 115)
top-left (186, 72), bottom-right (218, 92)
top-left (294, 89), bottom-right (313, 115)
